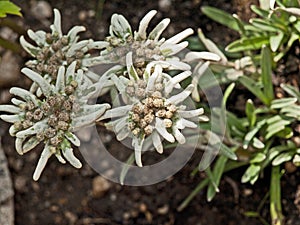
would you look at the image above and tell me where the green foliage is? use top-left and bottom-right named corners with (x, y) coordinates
top-left (182, 2), bottom-right (300, 225)
top-left (0, 0), bottom-right (22, 18)
top-left (203, 2), bottom-right (300, 62)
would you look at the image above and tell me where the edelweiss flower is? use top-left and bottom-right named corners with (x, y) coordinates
top-left (20, 8), bottom-right (109, 92)
top-left (99, 52), bottom-right (208, 167)
top-left (0, 62), bottom-right (110, 180)
top-left (90, 10), bottom-right (194, 73)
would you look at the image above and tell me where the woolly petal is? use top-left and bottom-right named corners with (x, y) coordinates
top-left (126, 52), bottom-right (139, 80)
top-left (73, 104), bottom-right (111, 129)
top-left (191, 61), bottom-right (210, 102)
top-left (116, 127), bottom-right (130, 141)
top-left (55, 66), bottom-right (65, 92)
top-left (10, 87), bottom-right (39, 105)
top-left (152, 131), bottom-right (163, 154)
top-left (67, 26), bottom-right (86, 43)
top-left (110, 14), bottom-right (132, 39)
top-left (164, 60), bottom-right (191, 71)
top-left (0, 115), bottom-right (21, 123)
top-left (62, 147), bottom-right (82, 168)
top-left (27, 30), bottom-right (46, 46)
top-left (9, 125), bottom-right (18, 136)
top-left (173, 127), bottom-right (186, 144)
top-left (55, 152), bottom-right (66, 164)
top-left (165, 71), bottom-right (191, 95)
top-left (51, 9), bottom-right (63, 37)
top-left (167, 84), bottom-right (194, 105)
top-left (33, 145), bottom-right (53, 181)
top-left (19, 36), bottom-right (39, 57)
top-left (11, 98), bottom-right (25, 106)
top-left (160, 41), bottom-right (188, 56)
top-left (99, 105), bottom-right (132, 120)
top-left (148, 18), bottom-right (170, 41)
top-left (0, 105), bottom-right (21, 114)
top-left (185, 51), bottom-right (221, 62)
top-left (132, 137), bottom-right (144, 167)
top-left (65, 61), bottom-right (77, 81)
top-left (16, 120), bottom-right (48, 138)
top-left (178, 108), bottom-right (204, 118)
top-left (176, 118), bottom-right (197, 129)
top-left (15, 138), bottom-right (24, 155)
top-left (165, 28), bottom-right (194, 44)
top-left (136, 10), bottom-right (157, 40)
top-left (23, 136), bottom-right (41, 153)
top-left (155, 118), bottom-right (175, 143)
top-left (115, 117), bottom-right (127, 133)
top-left (64, 132), bottom-right (80, 147)
top-left (21, 68), bottom-right (53, 96)
top-left (66, 40), bottom-right (89, 57)
top-left (146, 65), bottom-right (162, 92)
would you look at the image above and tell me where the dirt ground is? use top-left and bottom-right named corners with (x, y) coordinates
top-left (0, 0), bottom-right (300, 224)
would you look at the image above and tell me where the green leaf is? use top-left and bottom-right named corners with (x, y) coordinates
top-left (243, 119), bottom-right (267, 149)
top-left (272, 152), bottom-right (294, 165)
top-left (261, 46), bottom-right (274, 104)
top-left (241, 164), bottom-right (261, 184)
top-left (270, 32), bottom-right (285, 52)
top-left (276, 127), bottom-right (293, 139)
top-left (271, 97), bottom-right (297, 109)
top-left (219, 143), bottom-right (237, 160)
top-left (0, 1), bottom-right (22, 18)
top-left (251, 152), bottom-right (267, 163)
top-left (207, 156), bottom-right (227, 201)
top-left (246, 99), bottom-right (256, 127)
top-left (250, 18), bottom-right (280, 32)
top-left (280, 84), bottom-right (300, 101)
top-left (253, 137), bottom-right (265, 149)
top-left (251, 5), bottom-right (270, 17)
top-left (201, 6), bottom-right (240, 31)
top-left (221, 83), bottom-right (236, 137)
top-left (226, 36), bottom-right (270, 53)
top-left (238, 76), bottom-right (269, 105)
top-left (266, 116), bottom-right (292, 139)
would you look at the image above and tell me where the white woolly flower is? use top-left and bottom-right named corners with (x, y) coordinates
top-left (99, 53), bottom-right (208, 167)
top-left (0, 62), bottom-right (110, 181)
top-left (20, 8), bottom-right (109, 91)
top-left (87, 10), bottom-right (194, 72)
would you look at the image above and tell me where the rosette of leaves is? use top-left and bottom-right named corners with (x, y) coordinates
top-left (0, 62), bottom-right (110, 180)
top-left (20, 8), bottom-right (109, 94)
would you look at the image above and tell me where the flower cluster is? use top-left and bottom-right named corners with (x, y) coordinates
top-left (0, 62), bottom-right (110, 180)
top-left (100, 53), bottom-right (208, 167)
top-left (0, 9), bottom-right (219, 179)
top-left (20, 9), bottom-right (108, 93)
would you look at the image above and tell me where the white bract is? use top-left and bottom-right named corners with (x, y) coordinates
top-left (99, 53), bottom-right (208, 167)
top-left (20, 8), bottom-right (109, 92)
top-left (0, 62), bottom-right (110, 180)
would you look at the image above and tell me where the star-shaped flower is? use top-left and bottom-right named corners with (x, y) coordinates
top-left (0, 62), bottom-right (110, 180)
top-left (20, 8), bottom-right (109, 94)
top-left (99, 52), bottom-right (208, 167)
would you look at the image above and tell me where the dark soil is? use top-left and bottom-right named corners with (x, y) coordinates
top-left (1, 0), bottom-right (300, 225)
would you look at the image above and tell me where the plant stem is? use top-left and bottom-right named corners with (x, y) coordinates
top-left (270, 166), bottom-right (284, 225)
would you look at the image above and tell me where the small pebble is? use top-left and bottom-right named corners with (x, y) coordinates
top-left (92, 176), bottom-right (111, 198)
top-left (157, 204), bottom-right (169, 215)
top-left (64, 211), bottom-right (78, 225)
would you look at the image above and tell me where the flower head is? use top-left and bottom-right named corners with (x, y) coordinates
top-left (100, 54), bottom-right (208, 167)
top-left (95, 10), bottom-right (194, 72)
top-left (0, 62), bottom-right (110, 180)
top-left (20, 8), bottom-right (109, 90)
